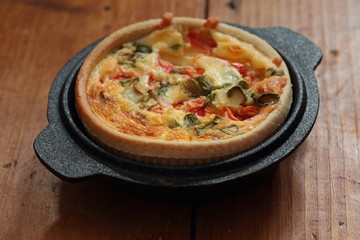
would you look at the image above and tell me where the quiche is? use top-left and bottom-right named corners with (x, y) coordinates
top-left (75, 14), bottom-right (292, 165)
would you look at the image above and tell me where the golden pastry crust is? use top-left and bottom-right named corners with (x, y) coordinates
top-left (75, 16), bottom-right (292, 165)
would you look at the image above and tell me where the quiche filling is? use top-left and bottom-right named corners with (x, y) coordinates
top-left (86, 24), bottom-right (288, 142)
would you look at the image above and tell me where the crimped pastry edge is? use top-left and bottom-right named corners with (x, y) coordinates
top-left (75, 17), bottom-right (292, 166)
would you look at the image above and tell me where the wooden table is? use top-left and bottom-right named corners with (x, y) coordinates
top-left (1, 0), bottom-right (359, 239)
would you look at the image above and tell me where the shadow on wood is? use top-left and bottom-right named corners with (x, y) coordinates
top-left (42, 178), bottom-right (192, 240)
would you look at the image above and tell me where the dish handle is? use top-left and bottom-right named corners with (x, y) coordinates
top-left (33, 124), bottom-right (107, 182)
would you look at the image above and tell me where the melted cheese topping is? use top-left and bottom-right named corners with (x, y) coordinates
top-left (86, 25), bottom-right (288, 141)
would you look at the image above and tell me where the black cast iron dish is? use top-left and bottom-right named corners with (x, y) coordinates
top-left (34, 24), bottom-right (322, 197)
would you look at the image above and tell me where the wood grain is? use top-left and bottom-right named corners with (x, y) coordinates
top-left (0, 0), bottom-right (205, 239)
top-left (1, 0), bottom-right (359, 239)
top-left (193, 0), bottom-right (360, 239)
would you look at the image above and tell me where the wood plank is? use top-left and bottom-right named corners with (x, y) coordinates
top-left (1, 0), bottom-right (360, 239)
top-left (193, 0), bottom-right (360, 239)
top-left (0, 0), bottom-right (205, 239)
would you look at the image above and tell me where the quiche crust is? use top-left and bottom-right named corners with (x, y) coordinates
top-left (75, 17), bottom-right (292, 165)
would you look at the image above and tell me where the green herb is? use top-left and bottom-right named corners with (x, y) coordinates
top-left (120, 77), bottom-right (139, 87)
top-left (121, 77), bottom-right (143, 103)
top-left (213, 115), bottom-right (224, 123)
top-left (168, 119), bottom-right (182, 129)
top-left (205, 92), bottom-right (216, 104)
top-left (182, 75), bottom-right (213, 97)
top-left (271, 69), bottom-right (284, 76)
top-left (237, 80), bottom-right (258, 105)
top-left (196, 75), bottom-right (213, 92)
top-left (196, 116), bottom-right (223, 135)
top-left (220, 125), bottom-right (240, 135)
top-left (147, 89), bottom-right (155, 97)
top-left (239, 80), bottom-right (250, 90)
top-left (157, 83), bottom-right (168, 96)
top-left (117, 54), bottom-right (135, 65)
top-left (170, 44), bottom-right (182, 51)
top-left (184, 114), bottom-right (200, 126)
top-left (170, 68), bottom-right (185, 74)
top-left (124, 86), bottom-right (143, 103)
top-left (258, 93), bottom-right (280, 105)
top-left (251, 92), bottom-right (260, 100)
top-left (135, 44), bottom-right (152, 53)
top-left (265, 67), bottom-right (284, 77)
top-left (265, 67), bottom-right (274, 78)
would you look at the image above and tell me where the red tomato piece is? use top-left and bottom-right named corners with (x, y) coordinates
top-left (173, 102), bottom-right (183, 110)
top-left (156, 12), bottom-right (173, 30)
top-left (182, 67), bottom-right (204, 77)
top-left (148, 73), bottom-right (156, 87)
top-left (173, 67), bottom-right (204, 78)
top-left (229, 62), bottom-right (248, 76)
top-left (158, 58), bottom-right (174, 73)
top-left (182, 97), bottom-right (208, 117)
top-left (203, 17), bottom-right (219, 29)
top-left (187, 31), bottom-right (217, 54)
top-left (189, 107), bottom-right (207, 117)
top-left (111, 67), bottom-right (137, 81)
top-left (158, 57), bottom-right (204, 78)
top-left (222, 106), bottom-right (239, 121)
top-left (148, 104), bottom-right (163, 114)
top-left (221, 105), bottom-right (260, 121)
top-left (235, 106), bottom-right (260, 120)
top-left (112, 73), bottom-right (132, 80)
top-left (99, 76), bottom-right (106, 83)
